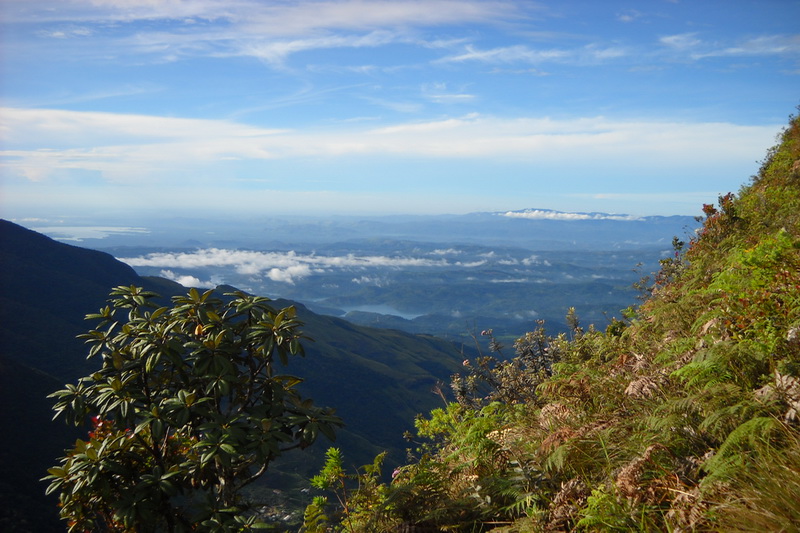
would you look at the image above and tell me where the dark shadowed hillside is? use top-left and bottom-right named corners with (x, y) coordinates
top-left (0, 220), bottom-right (179, 380)
top-left (0, 221), bottom-right (180, 531)
top-left (0, 220), bottom-right (471, 530)
top-left (0, 354), bottom-right (82, 532)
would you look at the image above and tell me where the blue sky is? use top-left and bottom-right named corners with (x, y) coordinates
top-left (1, 0), bottom-right (798, 219)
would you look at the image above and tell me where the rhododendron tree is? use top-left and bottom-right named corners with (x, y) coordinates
top-left (46, 286), bottom-right (341, 532)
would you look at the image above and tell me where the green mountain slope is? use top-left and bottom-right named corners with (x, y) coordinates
top-left (0, 220), bottom-right (469, 530)
top-left (324, 110), bottom-right (800, 531)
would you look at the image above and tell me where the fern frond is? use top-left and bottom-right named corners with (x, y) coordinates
top-left (672, 350), bottom-right (733, 390)
top-left (702, 416), bottom-right (784, 485)
top-left (699, 400), bottom-right (765, 442)
top-left (544, 443), bottom-right (571, 475)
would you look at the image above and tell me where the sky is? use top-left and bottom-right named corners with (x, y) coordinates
top-left (1, 0), bottom-right (799, 220)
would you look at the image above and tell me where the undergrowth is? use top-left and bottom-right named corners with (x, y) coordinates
top-left (303, 109), bottom-right (800, 532)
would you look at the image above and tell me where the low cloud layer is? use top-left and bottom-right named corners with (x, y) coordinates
top-left (159, 270), bottom-right (216, 289)
top-left (119, 248), bottom-right (450, 284)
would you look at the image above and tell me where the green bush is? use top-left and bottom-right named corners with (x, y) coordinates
top-left (47, 286), bottom-right (342, 532)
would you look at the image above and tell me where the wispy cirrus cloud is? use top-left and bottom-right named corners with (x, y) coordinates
top-left (10, 0), bottom-right (526, 67)
top-left (659, 32), bottom-right (703, 51)
top-left (616, 9), bottom-right (643, 23)
top-left (237, 0), bottom-right (523, 36)
top-left (238, 30), bottom-right (401, 68)
top-left (421, 82), bottom-right (476, 104)
top-left (14, 84), bottom-right (164, 109)
top-left (437, 44), bottom-right (570, 64)
top-left (36, 27), bottom-right (94, 39)
top-left (692, 34), bottom-right (800, 59)
top-left (436, 43), bottom-right (627, 66)
top-left (660, 32), bottom-right (800, 60)
top-left (6, 0), bottom-right (522, 27)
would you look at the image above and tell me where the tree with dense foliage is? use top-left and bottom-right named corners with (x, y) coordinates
top-left (47, 286), bottom-right (342, 532)
top-left (308, 110), bottom-right (800, 531)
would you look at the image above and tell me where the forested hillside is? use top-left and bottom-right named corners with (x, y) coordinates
top-left (0, 221), bottom-right (470, 531)
top-left (309, 111), bottom-right (800, 531)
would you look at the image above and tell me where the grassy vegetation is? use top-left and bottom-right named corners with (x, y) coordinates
top-left (306, 109), bottom-right (800, 531)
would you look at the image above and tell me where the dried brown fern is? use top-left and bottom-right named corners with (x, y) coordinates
top-left (545, 478), bottom-right (588, 532)
top-left (615, 443), bottom-right (669, 502)
top-left (624, 375), bottom-right (662, 399)
top-left (538, 403), bottom-right (574, 430)
top-left (754, 370), bottom-right (800, 423)
top-left (539, 427), bottom-right (577, 455)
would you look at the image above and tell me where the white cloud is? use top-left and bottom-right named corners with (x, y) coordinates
top-left (159, 269), bottom-right (215, 288)
top-left (352, 275), bottom-right (388, 286)
top-left (437, 42), bottom-right (628, 66)
top-left (617, 10), bottom-right (642, 23)
top-left (502, 209), bottom-right (643, 221)
top-left (693, 34), bottom-right (800, 59)
top-left (521, 255), bottom-right (550, 267)
top-left (238, 1), bottom-right (521, 37)
top-left (421, 82), bottom-right (476, 104)
top-left (10, 0), bottom-right (524, 66)
top-left (118, 248), bottom-right (448, 284)
top-left (239, 31), bottom-right (400, 68)
top-left (26, 225), bottom-right (149, 241)
top-left (429, 248), bottom-right (461, 255)
top-left (660, 33), bottom-right (800, 60)
top-left (267, 264), bottom-right (313, 284)
top-left (439, 44), bottom-right (570, 64)
top-left (37, 27), bottom-right (94, 39)
top-left (1, 107), bottom-right (781, 187)
top-left (660, 33), bottom-right (703, 50)
top-left (0, 107), bottom-right (284, 144)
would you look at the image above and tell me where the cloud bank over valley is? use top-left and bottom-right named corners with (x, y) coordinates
top-left (118, 247), bottom-right (525, 286)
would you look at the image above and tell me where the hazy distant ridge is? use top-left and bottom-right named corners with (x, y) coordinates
top-left (24, 208), bottom-right (698, 251)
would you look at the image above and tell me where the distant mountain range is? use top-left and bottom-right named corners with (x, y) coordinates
top-left (0, 219), bottom-right (472, 531)
top-left (21, 208), bottom-right (699, 251)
